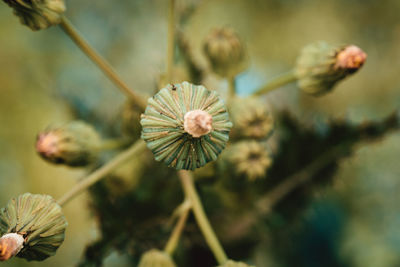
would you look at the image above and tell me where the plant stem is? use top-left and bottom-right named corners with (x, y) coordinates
top-left (228, 76), bottom-right (236, 103)
top-left (99, 139), bottom-right (130, 151)
top-left (177, 170), bottom-right (228, 265)
top-left (59, 16), bottom-right (147, 110)
top-left (164, 200), bottom-right (191, 255)
top-left (253, 70), bottom-right (297, 96)
top-left (57, 140), bottom-right (147, 206)
top-left (166, 0), bottom-right (176, 83)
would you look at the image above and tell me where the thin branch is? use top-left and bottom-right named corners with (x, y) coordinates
top-left (253, 70), bottom-right (297, 96)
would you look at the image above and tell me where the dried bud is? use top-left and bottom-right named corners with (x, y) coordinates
top-left (0, 233), bottom-right (24, 261)
top-left (141, 82), bottom-right (232, 170)
top-left (218, 260), bottom-right (255, 267)
top-left (3, 0), bottom-right (66, 31)
top-left (138, 249), bottom-right (176, 267)
top-left (295, 42), bottom-right (367, 95)
top-left (230, 97), bottom-right (274, 140)
top-left (203, 27), bottom-right (246, 77)
top-left (0, 193), bottom-right (68, 261)
top-left (221, 140), bottom-right (272, 181)
top-left (36, 121), bottom-right (101, 167)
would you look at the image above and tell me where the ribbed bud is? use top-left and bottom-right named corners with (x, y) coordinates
top-left (218, 260), bottom-right (255, 267)
top-left (3, 0), bottom-right (66, 31)
top-left (138, 249), bottom-right (177, 267)
top-left (221, 140), bottom-right (272, 181)
top-left (141, 82), bottom-right (232, 170)
top-left (0, 233), bottom-right (24, 261)
top-left (36, 121), bottom-right (101, 167)
top-left (295, 41), bottom-right (367, 95)
top-left (230, 97), bottom-right (274, 140)
top-left (203, 27), bottom-right (246, 77)
top-left (0, 193), bottom-right (68, 261)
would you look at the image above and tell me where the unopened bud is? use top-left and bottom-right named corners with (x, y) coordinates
top-left (203, 27), bottom-right (246, 77)
top-left (0, 233), bottom-right (24, 261)
top-left (218, 260), bottom-right (255, 267)
top-left (230, 97), bottom-right (274, 140)
top-left (138, 249), bottom-right (176, 267)
top-left (184, 110), bottom-right (213, 138)
top-left (3, 0), bottom-right (66, 31)
top-left (0, 193), bottom-right (68, 261)
top-left (295, 42), bottom-right (367, 95)
top-left (36, 121), bottom-right (101, 167)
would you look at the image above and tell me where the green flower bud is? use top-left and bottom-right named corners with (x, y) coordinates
top-left (138, 249), bottom-right (176, 267)
top-left (141, 82), bottom-right (232, 170)
top-left (203, 27), bottom-right (246, 77)
top-left (0, 193), bottom-right (68, 261)
top-left (230, 97), bottom-right (274, 140)
top-left (218, 260), bottom-right (255, 267)
top-left (3, 0), bottom-right (66, 31)
top-left (36, 121), bottom-right (101, 167)
top-left (295, 42), bottom-right (367, 95)
top-left (221, 140), bottom-right (272, 181)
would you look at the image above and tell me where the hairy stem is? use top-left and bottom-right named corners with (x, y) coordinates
top-left (253, 70), bottom-right (297, 96)
top-left (166, 0), bottom-right (176, 83)
top-left (164, 200), bottom-right (191, 255)
top-left (228, 76), bottom-right (236, 103)
top-left (178, 170), bottom-right (228, 264)
top-left (98, 139), bottom-right (130, 151)
top-left (57, 140), bottom-right (147, 206)
top-left (59, 16), bottom-right (147, 110)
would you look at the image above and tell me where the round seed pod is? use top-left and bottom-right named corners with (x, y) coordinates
top-left (36, 121), bottom-right (101, 167)
top-left (220, 140), bottom-right (272, 181)
top-left (141, 82), bottom-right (232, 170)
top-left (218, 260), bottom-right (255, 267)
top-left (138, 249), bottom-right (176, 267)
top-left (229, 97), bottom-right (274, 140)
top-left (0, 193), bottom-right (68, 261)
top-left (3, 0), bottom-right (66, 31)
top-left (203, 27), bottom-right (246, 77)
top-left (295, 41), bottom-right (366, 95)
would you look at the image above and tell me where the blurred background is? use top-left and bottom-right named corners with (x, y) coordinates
top-left (0, 0), bottom-right (399, 266)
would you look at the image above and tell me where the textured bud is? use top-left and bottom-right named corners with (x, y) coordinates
top-left (36, 121), bottom-right (101, 167)
top-left (3, 0), bottom-right (66, 31)
top-left (222, 140), bottom-right (272, 181)
top-left (295, 42), bottom-right (367, 95)
top-left (0, 193), bottom-right (68, 261)
top-left (230, 97), bottom-right (274, 140)
top-left (141, 82), bottom-right (232, 170)
top-left (218, 260), bottom-right (255, 267)
top-left (138, 249), bottom-right (176, 267)
top-left (203, 27), bottom-right (246, 77)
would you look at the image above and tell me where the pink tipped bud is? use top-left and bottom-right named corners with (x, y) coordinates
top-left (335, 45), bottom-right (367, 70)
top-left (184, 110), bottom-right (213, 138)
top-left (0, 233), bottom-right (24, 261)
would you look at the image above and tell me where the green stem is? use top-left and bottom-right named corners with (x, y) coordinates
top-left (253, 70), bottom-right (297, 96)
top-left (98, 139), bottom-right (130, 151)
top-left (177, 170), bottom-right (228, 264)
top-left (59, 16), bottom-right (147, 110)
top-left (166, 0), bottom-right (176, 83)
top-left (164, 200), bottom-right (191, 255)
top-left (228, 76), bottom-right (236, 103)
top-left (57, 140), bottom-right (147, 206)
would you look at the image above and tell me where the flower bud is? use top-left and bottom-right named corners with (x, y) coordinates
top-left (138, 249), bottom-right (176, 267)
top-left (3, 0), bottom-right (66, 31)
top-left (230, 97), bottom-right (274, 140)
top-left (141, 82), bottom-right (232, 170)
top-left (36, 121), bottom-right (101, 167)
top-left (0, 193), bottom-right (68, 261)
top-left (218, 260), bottom-right (255, 267)
top-left (203, 27), bottom-right (246, 77)
top-left (221, 140), bottom-right (272, 181)
top-left (295, 41), bottom-right (367, 95)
